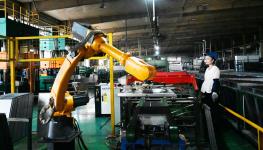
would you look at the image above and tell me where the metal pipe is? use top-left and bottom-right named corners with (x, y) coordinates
top-left (15, 39), bottom-right (18, 64)
top-left (19, 6), bottom-right (22, 20)
top-left (29, 53), bottom-right (34, 93)
top-left (144, 0), bottom-right (155, 46)
top-left (138, 38), bottom-right (141, 57)
top-left (0, 59), bottom-right (9, 62)
top-left (258, 130), bottom-right (263, 150)
top-left (152, 0), bottom-right (155, 21)
top-left (209, 39), bottom-right (212, 52)
top-left (18, 57), bottom-right (65, 62)
top-left (125, 19), bottom-right (128, 52)
top-left (145, 0), bottom-right (153, 31)
top-left (202, 40), bottom-right (206, 57)
top-left (16, 35), bottom-right (108, 62)
top-left (108, 33), bottom-right (115, 136)
top-left (219, 104), bottom-right (263, 132)
top-left (15, 35), bottom-right (72, 40)
top-left (12, 3), bottom-right (14, 18)
top-left (4, 0), bottom-right (6, 18)
top-left (9, 38), bottom-right (15, 93)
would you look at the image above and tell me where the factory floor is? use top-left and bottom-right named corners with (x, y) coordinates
top-left (13, 90), bottom-right (256, 150)
top-left (216, 120), bottom-right (256, 150)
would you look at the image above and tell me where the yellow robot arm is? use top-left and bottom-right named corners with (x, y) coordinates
top-left (50, 23), bottom-right (156, 117)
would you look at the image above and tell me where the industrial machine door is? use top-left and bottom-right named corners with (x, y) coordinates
top-left (100, 84), bottom-right (111, 114)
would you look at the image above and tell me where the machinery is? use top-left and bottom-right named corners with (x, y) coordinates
top-left (38, 22), bottom-right (156, 149)
top-left (143, 56), bottom-right (169, 71)
top-left (95, 83), bottom-right (121, 117)
top-left (97, 68), bottom-right (126, 83)
top-left (118, 72), bottom-right (199, 149)
top-left (78, 66), bottom-right (94, 77)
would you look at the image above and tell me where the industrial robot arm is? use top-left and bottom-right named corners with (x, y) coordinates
top-left (50, 22), bottom-right (156, 117)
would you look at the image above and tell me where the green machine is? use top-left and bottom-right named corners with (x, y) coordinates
top-left (143, 56), bottom-right (169, 71)
top-left (78, 66), bottom-right (94, 77)
top-left (39, 75), bottom-right (56, 92)
top-left (39, 68), bottom-right (59, 91)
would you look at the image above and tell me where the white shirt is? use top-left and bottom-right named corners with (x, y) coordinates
top-left (201, 65), bottom-right (220, 93)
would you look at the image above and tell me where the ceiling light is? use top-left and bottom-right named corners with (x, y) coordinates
top-left (155, 50), bottom-right (160, 56)
top-left (154, 45), bottom-right (160, 51)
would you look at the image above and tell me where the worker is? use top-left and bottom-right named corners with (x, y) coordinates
top-left (201, 51), bottom-right (220, 103)
top-left (200, 51), bottom-right (222, 149)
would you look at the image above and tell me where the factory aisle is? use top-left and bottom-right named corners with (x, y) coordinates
top-left (72, 89), bottom-right (112, 150)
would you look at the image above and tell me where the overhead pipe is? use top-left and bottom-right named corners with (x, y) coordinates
top-left (125, 18), bottom-right (128, 52)
top-left (144, 0), bottom-right (160, 49)
top-left (152, 0), bottom-right (160, 46)
top-left (202, 39), bottom-right (206, 57)
top-left (144, 0), bottom-right (154, 37)
top-left (152, 0), bottom-right (155, 22)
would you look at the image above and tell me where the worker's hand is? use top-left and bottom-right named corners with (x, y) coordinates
top-left (212, 92), bottom-right (218, 102)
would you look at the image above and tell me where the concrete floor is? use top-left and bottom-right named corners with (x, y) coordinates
top-left (72, 95), bottom-right (112, 150)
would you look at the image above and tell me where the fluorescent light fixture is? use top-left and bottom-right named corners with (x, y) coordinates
top-left (154, 45), bottom-right (160, 51)
top-left (155, 50), bottom-right (160, 55)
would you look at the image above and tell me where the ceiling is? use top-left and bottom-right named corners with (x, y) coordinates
top-left (19, 0), bottom-right (263, 56)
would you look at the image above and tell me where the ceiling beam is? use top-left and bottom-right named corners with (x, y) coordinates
top-left (110, 19), bottom-right (261, 42)
top-left (107, 19), bottom-right (261, 35)
top-left (97, 9), bottom-right (263, 39)
top-left (119, 28), bottom-right (258, 49)
top-left (77, 12), bottom-right (147, 25)
top-left (74, 5), bottom-right (263, 24)
top-left (30, 0), bottom-right (119, 12)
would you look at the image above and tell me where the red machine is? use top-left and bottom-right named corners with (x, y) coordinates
top-left (127, 71), bottom-right (198, 91)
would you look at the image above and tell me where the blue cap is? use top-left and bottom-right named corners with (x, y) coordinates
top-left (206, 51), bottom-right (218, 60)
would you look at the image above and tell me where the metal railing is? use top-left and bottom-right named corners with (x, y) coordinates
top-left (0, 0), bottom-right (6, 18)
top-left (5, 2), bottom-right (39, 26)
top-left (41, 25), bottom-right (71, 35)
top-left (1, 1), bottom-right (71, 35)
top-left (219, 103), bottom-right (263, 150)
